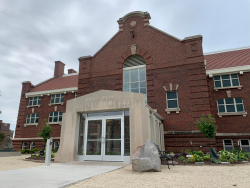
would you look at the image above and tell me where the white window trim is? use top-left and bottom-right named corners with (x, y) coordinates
top-left (22, 142), bottom-right (27, 150)
top-left (213, 74), bottom-right (241, 91)
top-left (26, 113), bottom-right (39, 124)
top-left (240, 139), bottom-right (250, 151)
top-left (28, 96), bottom-right (41, 107)
top-left (50, 94), bottom-right (64, 104)
top-left (48, 111), bottom-right (63, 123)
top-left (30, 142), bottom-right (35, 150)
top-left (223, 139), bottom-right (234, 151)
top-left (165, 91), bottom-right (180, 114)
top-left (217, 98), bottom-right (246, 117)
top-left (54, 141), bottom-right (60, 149)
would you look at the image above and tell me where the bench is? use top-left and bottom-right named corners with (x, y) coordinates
top-left (155, 144), bottom-right (174, 169)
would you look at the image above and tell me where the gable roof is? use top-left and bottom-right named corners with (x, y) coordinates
top-left (29, 74), bottom-right (78, 92)
top-left (205, 47), bottom-right (250, 70)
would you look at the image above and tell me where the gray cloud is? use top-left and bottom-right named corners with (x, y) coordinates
top-left (0, 0), bottom-right (249, 133)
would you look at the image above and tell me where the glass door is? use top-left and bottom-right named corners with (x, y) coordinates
top-left (103, 117), bottom-right (124, 161)
top-left (84, 119), bottom-right (103, 160)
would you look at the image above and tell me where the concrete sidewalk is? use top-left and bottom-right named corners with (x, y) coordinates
top-left (0, 163), bottom-right (124, 188)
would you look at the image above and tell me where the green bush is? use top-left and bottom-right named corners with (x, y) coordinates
top-left (51, 152), bottom-right (55, 158)
top-left (193, 150), bottom-right (204, 157)
top-left (52, 149), bottom-right (58, 153)
top-left (243, 152), bottom-right (250, 158)
top-left (186, 157), bottom-right (195, 163)
top-left (178, 156), bottom-right (185, 161)
top-left (183, 160), bottom-right (187, 164)
top-left (21, 149), bottom-right (31, 154)
top-left (203, 155), bottom-right (210, 161)
top-left (219, 150), bottom-right (237, 163)
top-left (31, 148), bottom-right (40, 153)
top-left (185, 149), bottom-right (192, 155)
top-left (193, 154), bottom-right (203, 162)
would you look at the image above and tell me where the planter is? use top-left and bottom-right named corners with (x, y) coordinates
top-left (242, 161), bottom-right (249, 163)
top-left (221, 162), bottom-right (230, 165)
top-left (195, 162), bottom-right (204, 165)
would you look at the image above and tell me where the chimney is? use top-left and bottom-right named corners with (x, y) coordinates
top-left (54, 61), bottom-right (65, 77)
top-left (68, 69), bottom-right (77, 74)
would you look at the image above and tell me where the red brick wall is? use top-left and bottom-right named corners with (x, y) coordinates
top-left (78, 15), bottom-right (211, 133)
top-left (13, 84), bottom-right (75, 150)
top-left (208, 72), bottom-right (250, 133)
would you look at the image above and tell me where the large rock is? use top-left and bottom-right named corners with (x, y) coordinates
top-left (132, 139), bottom-right (161, 172)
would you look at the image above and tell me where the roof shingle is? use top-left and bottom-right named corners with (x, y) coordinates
top-left (29, 75), bottom-right (78, 92)
top-left (205, 48), bottom-right (250, 70)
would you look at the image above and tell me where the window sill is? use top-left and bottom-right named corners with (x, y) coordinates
top-left (165, 108), bottom-right (180, 114)
top-left (24, 123), bottom-right (38, 127)
top-left (214, 85), bottom-right (242, 91)
top-left (217, 112), bottom-right (247, 118)
top-left (48, 103), bottom-right (64, 106)
top-left (26, 105), bottom-right (41, 108)
top-left (48, 122), bottom-right (62, 125)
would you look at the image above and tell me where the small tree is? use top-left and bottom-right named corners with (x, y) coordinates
top-left (195, 114), bottom-right (217, 139)
top-left (38, 119), bottom-right (52, 148)
top-left (0, 131), bottom-right (5, 146)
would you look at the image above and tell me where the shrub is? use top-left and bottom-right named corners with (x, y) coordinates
top-left (203, 155), bottom-right (210, 161)
top-left (183, 160), bottom-right (187, 164)
top-left (178, 156), bottom-right (185, 161)
top-left (51, 152), bottom-right (55, 158)
top-left (193, 150), bottom-right (204, 157)
top-left (195, 114), bottom-right (217, 139)
top-left (193, 154), bottom-right (203, 162)
top-left (186, 157), bottom-right (195, 163)
top-left (52, 149), bottom-right (58, 153)
top-left (174, 154), bottom-right (180, 158)
top-left (181, 152), bottom-right (187, 157)
top-left (21, 149), bottom-right (31, 154)
top-left (219, 150), bottom-right (237, 163)
top-left (243, 152), bottom-right (250, 158)
top-left (31, 148), bottom-right (40, 153)
top-left (185, 149), bottom-right (192, 155)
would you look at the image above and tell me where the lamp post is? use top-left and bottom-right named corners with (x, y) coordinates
top-left (238, 140), bottom-right (240, 161)
top-left (190, 141), bottom-right (193, 155)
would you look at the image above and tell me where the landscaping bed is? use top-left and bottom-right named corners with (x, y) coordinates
top-left (161, 149), bottom-right (250, 166)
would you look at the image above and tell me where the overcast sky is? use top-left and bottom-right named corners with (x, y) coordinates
top-left (0, 0), bottom-right (249, 133)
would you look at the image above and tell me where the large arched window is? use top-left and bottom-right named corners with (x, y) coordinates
top-left (123, 55), bottom-right (147, 103)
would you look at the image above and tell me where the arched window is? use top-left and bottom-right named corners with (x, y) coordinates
top-left (123, 55), bottom-right (147, 103)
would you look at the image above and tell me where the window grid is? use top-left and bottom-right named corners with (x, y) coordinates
top-left (29, 96), bottom-right (41, 106)
top-left (30, 142), bottom-right (35, 150)
top-left (123, 65), bottom-right (147, 103)
top-left (214, 74), bottom-right (240, 88)
top-left (54, 141), bottom-right (60, 150)
top-left (217, 98), bottom-right (244, 113)
top-left (166, 91), bottom-right (179, 109)
top-left (22, 142), bottom-right (27, 150)
top-left (223, 139), bottom-right (234, 151)
top-left (49, 111), bottom-right (63, 123)
top-left (26, 113), bottom-right (39, 124)
top-left (51, 94), bottom-right (64, 104)
top-left (240, 139), bottom-right (250, 152)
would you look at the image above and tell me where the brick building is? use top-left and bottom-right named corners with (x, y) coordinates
top-left (13, 11), bottom-right (250, 161)
top-left (0, 120), bottom-right (14, 149)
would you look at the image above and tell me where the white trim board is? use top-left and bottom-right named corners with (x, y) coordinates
top-left (206, 65), bottom-right (250, 76)
top-left (13, 137), bottom-right (60, 141)
top-left (26, 87), bottom-right (78, 97)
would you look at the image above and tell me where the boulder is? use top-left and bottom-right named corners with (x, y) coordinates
top-left (132, 139), bottom-right (161, 172)
top-left (131, 145), bottom-right (144, 159)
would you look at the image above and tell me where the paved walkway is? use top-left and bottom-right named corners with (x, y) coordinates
top-left (0, 163), bottom-right (125, 188)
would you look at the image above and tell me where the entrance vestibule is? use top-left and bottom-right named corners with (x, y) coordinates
top-left (77, 111), bottom-right (130, 162)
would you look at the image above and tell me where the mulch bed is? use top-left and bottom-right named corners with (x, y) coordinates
top-left (162, 158), bottom-right (250, 166)
top-left (24, 156), bottom-right (54, 163)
